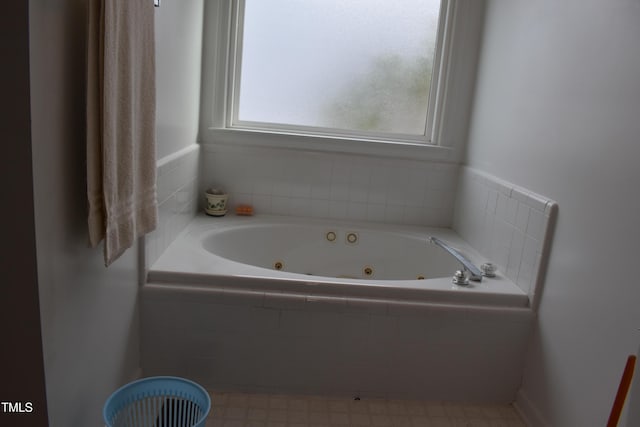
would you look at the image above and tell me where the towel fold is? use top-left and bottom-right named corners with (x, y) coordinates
top-left (87, 0), bottom-right (158, 266)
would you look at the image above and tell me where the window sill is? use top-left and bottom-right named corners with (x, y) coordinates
top-left (201, 127), bottom-right (458, 162)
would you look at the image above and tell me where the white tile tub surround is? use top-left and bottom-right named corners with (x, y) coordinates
top-left (141, 283), bottom-right (533, 403)
top-left (453, 166), bottom-right (558, 310)
top-left (200, 143), bottom-right (458, 227)
top-left (145, 144), bottom-right (201, 267)
top-left (142, 196), bottom-right (535, 404)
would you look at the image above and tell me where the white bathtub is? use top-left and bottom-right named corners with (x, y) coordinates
top-left (143, 214), bottom-right (533, 401)
top-left (148, 214), bottom-right (528, 307)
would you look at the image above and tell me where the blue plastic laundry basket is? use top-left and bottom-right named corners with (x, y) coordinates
top-left (103, 376), bottom-right (211, 427)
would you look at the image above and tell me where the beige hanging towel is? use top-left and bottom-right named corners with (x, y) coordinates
top-left (87, 0), bottom-right (158, 266)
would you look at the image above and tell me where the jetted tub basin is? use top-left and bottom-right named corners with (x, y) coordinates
top-left (148, 214), bottom-right (528, 308)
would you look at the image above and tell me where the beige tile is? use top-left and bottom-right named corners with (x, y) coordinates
top-left (349, 400), bottom-right (369, 414)
top-left (329, 412), bottom-right (350, 425)
top-left (409, 415), bottom-right (430, 426)
top-left (210, 392), bottom-right (229, 408)
top-left (227, 394), bottom-right (250, 407)
top-left (268, 396), bottom-right (288, 410)
top-left (390, 415), bottom-right (412, 427)
top-left (450, 418), bottom-right (471, 427)
top-left (288, 411), bottom-right (309, 423)
top-left (288, 398), bottom-right (309, 412)
top-left (443, 403), bottom-right (465, 418)
top-left (498, 406), bottom-right (521, 419)
top-left (462, 405), bottom-right (486, 418)
top-left (204, 390), bottom-right (527, 427)
top-left (209, 408), bottom-right (223, 419)
top-left (308, 398), bottom-right (329, 412)
top-left (425, 402), bottom-right (447, 417)
top-left (308, 412), bottom-right (329, 424)
top-left (328, 399), bottom-right (350, 413)
top-left (224, 406), bottom-right (247, 420)
top-left (368, 401), bottom-right (388, 415)
top-left (386, 400), bottom-right (407, 415)
top-left (466, 418), bottom-right (490, 427)
top-left (371, 414), bottom-right (393, 426)
top-left (267, 408), bottom-right (287, 422)
top-left (206, 418), bottom-right (224, 427)
top-left (481, 406), bottom-right (504, 419)
top-left (247, 408), bottom-right (268, 421)
top-left (351, 413), bottom-right (373, 426)
top-left (404, 402), bottom-right (426, 416)
top-left (430, 417), bottom-right (453, 427)
top-left (248, 395), bottom-right (269, 409)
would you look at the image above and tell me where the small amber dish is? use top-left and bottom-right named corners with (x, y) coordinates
top-left (235, 204), bottom-right (254, 216)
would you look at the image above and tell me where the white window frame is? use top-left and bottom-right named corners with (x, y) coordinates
top-left (200, 0), bottom-right (484, 162)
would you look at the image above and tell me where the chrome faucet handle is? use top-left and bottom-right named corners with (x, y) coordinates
top-left (430, 236), bottom-right (483, 282)
top-left (452, 270), bottom-right (470, 286)
top-left (481, 262), bottom-right (497, 277)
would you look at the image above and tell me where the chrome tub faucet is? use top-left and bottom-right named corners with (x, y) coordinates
top-left (429, 236), bottom-right (484, 285)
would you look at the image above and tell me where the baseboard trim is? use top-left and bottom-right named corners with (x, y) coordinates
top-left (515, 388), bottom-right (550, 427)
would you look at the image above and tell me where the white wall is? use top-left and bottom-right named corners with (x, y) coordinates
top-left (155, 0), bottom-right (204, 159)
top-left (1, 3), bottom-right (48, 426)
top-left (466, 0), bottom-right (640, 425)
top-left (146, 1), bottom-right (204, 268)
top-left (29, 1), bottom-right (140, 425)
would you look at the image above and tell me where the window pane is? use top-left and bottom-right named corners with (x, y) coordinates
top-left (237, 0), bottom-right (442, 136)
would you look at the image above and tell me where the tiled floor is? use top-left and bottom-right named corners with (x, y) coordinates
top-left (205, 392), bottom-right (527, 427)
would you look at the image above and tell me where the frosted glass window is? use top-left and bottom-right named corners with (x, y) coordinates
top-left (234, 0), bottom-right (442, 138)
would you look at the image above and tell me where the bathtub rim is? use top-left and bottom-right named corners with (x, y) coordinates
top-left (147, 214), bottom-right (530, 308)
top-left (142, 281), bottom-right (535, 322)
